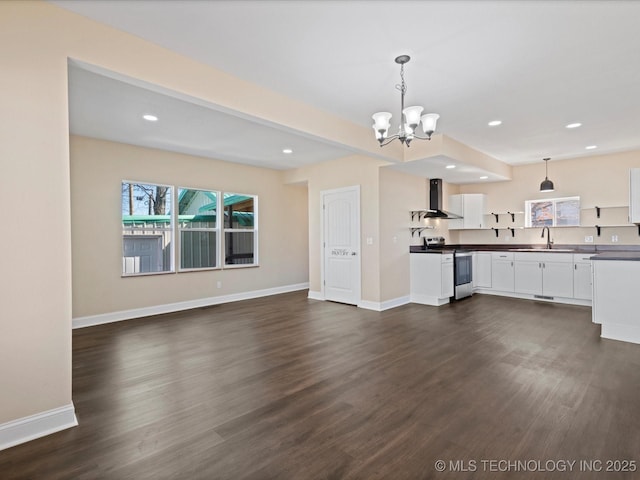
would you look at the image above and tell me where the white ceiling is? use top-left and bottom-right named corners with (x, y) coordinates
top-left (68, 64), bottom-right (354, 170)
top-left (56, 0), bottom-right (640, 180)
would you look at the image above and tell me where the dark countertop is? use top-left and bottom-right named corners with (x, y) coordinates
top-left (410, 244), bottom-right (640, 256)
top-left (591, 252), bottom-right (640, 261)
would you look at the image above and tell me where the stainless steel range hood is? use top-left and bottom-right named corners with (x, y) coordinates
top-left (425, 178), bottom-right (459, 219)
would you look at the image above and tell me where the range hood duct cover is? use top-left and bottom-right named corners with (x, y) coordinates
top-left (425, 178), bottom-right (458, 219)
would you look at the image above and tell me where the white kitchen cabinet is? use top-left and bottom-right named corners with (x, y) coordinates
top-left (410, 253), bottom-right (454, 306)
top-left (448, 194), bottom-right (486, 230)
top-left (491, 252), bottom-right (514, 292)
top-left (514, 257), bottom-right (542, 295)
top-left (573, 254), bottom-right (593, 300)
top-left (513, 252), bottom-right (573, 298)
top-left (543, 260), bottom-right (574, 298)
top-left (474, 252), bottom-right (492, 289)
top-left (592, 257), bottom-right (640, 343)
top-left (630, 168), bottom-right (640, 223)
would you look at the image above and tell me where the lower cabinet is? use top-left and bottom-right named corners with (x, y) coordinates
top-left (474, 252), bottom-right (492, 289)
top-left (514, 253), bottom-right (573, 298)
top-left (491, 252), bottom-right (514, 292)
top-left (410, 253), bottom-right (454, 306)
top-left (573, 254), bottom-right (594, 300)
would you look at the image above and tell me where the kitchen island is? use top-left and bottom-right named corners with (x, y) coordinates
top-left (592, 251), bottom-right (640, 344)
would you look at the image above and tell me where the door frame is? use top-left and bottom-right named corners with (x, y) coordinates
top-left (320, 185), bottom-right (361, 305)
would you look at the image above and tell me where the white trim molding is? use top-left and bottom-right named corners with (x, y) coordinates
top-left (0, 404), bottom-right (78, 451)
top-left (307, 290), bottom-right (325, 301)
top-left (359, 296), bottom-right (410, 312)
top-left (73, 282), bottom-right (309, 329)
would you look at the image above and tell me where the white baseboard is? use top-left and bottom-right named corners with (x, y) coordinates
top-left (73, 282), bottom-right (309, 329)
top-left (359, 295), bottom-right (410, 312)
top-left (601, 323), bottom-right (640, 345)
top-left (307, 290), bottom-right (324, 301)
top-left (0, 404), bottom-right (77, 451)
top-left (473, 289), bottom-right (592, 307)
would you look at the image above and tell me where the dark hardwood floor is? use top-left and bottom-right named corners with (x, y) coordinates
top-left (2, 292), bottom-right (640, 479)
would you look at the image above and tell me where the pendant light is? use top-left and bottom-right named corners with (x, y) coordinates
top-left (539, 157), bottom-right (555, 192)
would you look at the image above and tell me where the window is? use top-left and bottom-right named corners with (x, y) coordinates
top-left (223, 193), bottom-right (257, 266)
top-left (122, 182), bottom-right (173, 275)
top-left (525, 196), bottom-right (580, 227)
top-left (178, 188), bottom-right (219, 270)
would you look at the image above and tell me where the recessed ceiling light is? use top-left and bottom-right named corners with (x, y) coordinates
top-left (566, 122), bottom-right (582, 129)
top-left (282, 148), bottom-right (293, 154)
top-left (446, 165), bottom-right (456, 169)
top-left (143, 114), bottom-right (158, 122)
top-left (585, 145), bottom-right (598, 150)
top-left (488, 120), bottom-right (502, 127)
top-left (480, 175), bottom-right (489, 180)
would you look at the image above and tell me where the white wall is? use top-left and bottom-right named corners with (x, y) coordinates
top-left (71, 136), bottom-right (309, 318)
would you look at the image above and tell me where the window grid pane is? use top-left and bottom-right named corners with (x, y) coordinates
top-left (178, 188), bottom-right (219, 270)
top-left (121, 182), bottom-right (173, 275)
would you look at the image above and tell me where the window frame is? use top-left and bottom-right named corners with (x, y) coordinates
top-left (525, 196), bottom-right (581, 228)
top-left (222, 192), bottom-right (259, 269)
top-left (177, 187), bottom-right (221, 272)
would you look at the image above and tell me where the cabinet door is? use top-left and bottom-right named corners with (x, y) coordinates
top-left (475, 253), bottom-right (492, 288)
top-left (448, 195), bottom-right (464, 230)
top-left (463, 194), bottom-right (485, 229)
top-left (441, 257), bottom-right (454, 298)
top-left (573, 262), bottom-right (592, 300)
top-left (542, 261), bottom-right (574, 298)
top-left (515, 261), bottom-right (543, 295)
top-left (492, 258), bottom-right (514, 292)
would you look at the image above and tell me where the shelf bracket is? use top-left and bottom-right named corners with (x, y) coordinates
top-left (595, 225), bottom-right (601, 237)
top-left (509, 228), bottom-right (515, 237)
top-left (638, 224), bottom-right (640, 236)
top-left (492, 212), bottom-right (499, 223)
top-left (492, 227), bottom-right (499, 237)
top-left (507, 211), bottom-right (515, 222)
top-left (595, 206), bottom-right (601, 218)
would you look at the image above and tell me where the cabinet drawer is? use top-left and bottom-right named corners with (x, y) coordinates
top-left (491, 252), bottom-right (514, 261)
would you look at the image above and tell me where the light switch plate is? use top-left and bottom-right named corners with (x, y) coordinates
top-left (612, 235), bottom-right (619, 243)
top-left (585, 235), bottom-right (594, 243)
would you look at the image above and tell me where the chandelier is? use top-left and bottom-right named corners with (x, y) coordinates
top-left (372, 55), bottom-right (440, 147)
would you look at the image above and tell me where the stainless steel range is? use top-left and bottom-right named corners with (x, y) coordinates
top-left (453, 251), bottom-right (473, 300)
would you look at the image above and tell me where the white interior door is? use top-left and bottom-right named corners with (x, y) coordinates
top-left (322, 186), bottom-right (360, 305)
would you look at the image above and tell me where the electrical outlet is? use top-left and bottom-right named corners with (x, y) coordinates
top-left (585, 235), bottom-right (594, 243)
top-left (366, 237), bottom-right (373, 245)
top-left (216, 281), bottom-right (222, 289)
top-left (612, 235), bottom-right (619, 243)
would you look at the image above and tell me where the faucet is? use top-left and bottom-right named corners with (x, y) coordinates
top-left (541, 226), bottom-right (553, 249)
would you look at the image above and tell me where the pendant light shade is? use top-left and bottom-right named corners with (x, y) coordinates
top-left (539, 157), bottom-right (555, 192)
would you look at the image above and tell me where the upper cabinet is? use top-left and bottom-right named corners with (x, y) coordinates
top-left (630, 168), bottom-right (640, 224)
top-left (448, 194), bottom-right (486, 230)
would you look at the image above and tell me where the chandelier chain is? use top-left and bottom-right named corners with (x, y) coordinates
top-left (395, 63), bottom-right (407, 95)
